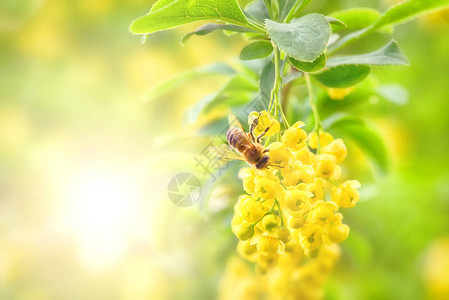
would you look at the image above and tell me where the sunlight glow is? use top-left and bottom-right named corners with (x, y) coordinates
top-left (64, 166), bottom-right (140, 271)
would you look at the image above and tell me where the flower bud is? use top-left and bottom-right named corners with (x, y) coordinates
top-left (329, 224), bottom-right (350, 244)
top-left (235, 223), bottom-right (255, 241)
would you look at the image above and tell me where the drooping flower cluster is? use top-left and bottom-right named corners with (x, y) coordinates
top-left (225, 111), bottom-right (361, 299)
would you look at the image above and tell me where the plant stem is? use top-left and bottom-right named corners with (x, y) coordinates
top-left (275, 199), bottom-right (284, 226)
top-left (268, 46), bottom-right (290, 129)
top-left (304, 72), bottom-right (321, 153)
top-left (268, 45), bottom-right (281, 112)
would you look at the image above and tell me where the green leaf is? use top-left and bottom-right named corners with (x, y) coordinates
top-left (325, 115), bottom-right (390, 174)
top-left (187, 75), bottom-right (257, 123)
top-left (143, 63), bottom-right (236, 102)
top-left (329, 0), bottom-right (449, 52)
top-left (284, 0), bottom-right (313, 22)
top-left (181, 23), bottom-right (254, 44)
top-left (265, 13), bottom-right (332, 62)
top-left (373, 0), bottom-right (449, 29)
top-left (289, 53), bottom-right (326, 73)
top-left (327, 40), bottom-right (409, 67)
top-left (279, 0), bottom-right (296, 20)
top-left (314, 65), bottom-right (371, 88)
top-left (330, 8), bottom-right (381, 30)
top-left (239, 41), bottom-right (273, 60)
top-left (325, 16), bottom-right (347, 27)
top-left (244, 0), bottom-right (270, 22)
top-left (130, 0), bottom-right (249, 34)
top-left (259, 60), bottom-right (275, 102)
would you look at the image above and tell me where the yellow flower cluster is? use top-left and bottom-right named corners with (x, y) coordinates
top-left (227, 111), bottom-right (361, 299)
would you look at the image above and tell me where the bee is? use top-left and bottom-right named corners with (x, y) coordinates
top-left (214, 114), bottom-right (278, 169)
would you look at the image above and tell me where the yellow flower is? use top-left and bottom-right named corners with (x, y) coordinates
top-left (239, 168), bottom-right (257, 194)
top-left (328, 224), bottom-right (350, 244)
top-left (281, 121), bottom-right (307, 151)
top-left (261, 214), bottom-right (279, 232)
top-left (308, 178), bottom-right (326, 203)
top-left (281, 161), bottom-right (315, 186)
top-left (308, 201), bottom-right (338, 227)
top-left (287, 215), bottom-right (306, 229)
top-left (251, 233), bottom-right (285, 256)
top-left (239, 196), bottom-right (266, 223)
top-left (268, 142), bottom-right (292, 167)
top-left (284, 187), bottom-right (313, 212)
top-left (314, 154), bottom-right (340, 179)
top-left (322, 138), bottom-right (347, 163)
top-left (248, 111), bottom-right (280, 137)
top-left (254, 176), bottom-right (279, 199)
top-left (231, 213), bottom-right (244, 232)
top-left (277, 226), bottom-right (291, 243)
top-left (294, 146), bottom-right (315, 165)
top-left (235, 223), bottom-right (255, 241)
top-left (326, 87), bottom-right (355, 100)
top-left (331, 180), bottom-right (361, 208)
top-left (298, 223), bottom-right (324, 251)
top-left (308, 131), bottom-right (333, 149)
top-left (237, 240), bottom-right (257, 260)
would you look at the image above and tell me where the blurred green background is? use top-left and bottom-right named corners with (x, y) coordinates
top-left (1, 0), bottom-right (449, 299)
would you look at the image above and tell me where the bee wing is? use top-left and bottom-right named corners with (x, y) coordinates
top-left (228, 114), bottom-right (256, 149)
top-left (228, 114), bottom-right (245, 131)
top-left (210, 144), bottom-right (246, 161)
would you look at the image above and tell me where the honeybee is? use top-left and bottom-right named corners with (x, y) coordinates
top-left (214, 114), bottom-right (278, 169)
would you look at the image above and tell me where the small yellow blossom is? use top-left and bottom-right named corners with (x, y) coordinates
top-left (235, 223), bottom-right (255, 241)
top-left (248, 111), bottom-right (280, 137)
top-left (294, 146), bottom-right (315, 165)
top-left (284, 187), bottom-right (313, 212)
top-left (308, 131), bottom-right (333, 149)
top-left (252, 233), bottom-right (285, 256)
top-left (308, 178), bottom-right (326, 203)
top-left (239, 196), bottom-right (266, 223)
top-left (331, 180), bottom-right (361, 208)
top-left (281, 121), bottom-right (307, 151)
top-left (239, 168), bottom-right (257, 194)
top-left (326, 87), bottom-right (355, 100)
top-left (298, 223), bottom-right (324, 251)
top-left (268, 142), bottom-right (292, 167)
top-left (282, 161), bottom-right (315, 186)
top-left (308, 201), bottom-right (338, 227)
top-left (261, 214), bottom-right (279, 231)
top-left (314, 154), bottom-right (340, 179)
top-left (328, 224), bottom-right (350, 243)
top-left (322, 138), bottom-right (347, 163)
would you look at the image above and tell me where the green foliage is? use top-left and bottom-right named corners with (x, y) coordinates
top-left (289, 53), bottom-right (326, 73)
top-left (314, 65), bottom-right (371, 88)
top-left (278, 0), bottom-right (296, 21)
top-left (330, 0), bottom-right (449, 52)
top-left (330, 7), bottom-right (381, 30)
top-left (239, 41), bottom-right (273, 60)
top-left (142, 63), bottom-right (236, 102)
top-left (130, 0), bottom-right (449, 174)
top-left (187, 75), bottom-right (258, 122)
top-left (327, 40), bottom-right (409, 67)
top-left (130, 0), bottom-right (249, 34)
top-left (244, 0), bottom-right (270, 22)
top-left (265, 14), bottom-right (331, 62)
top-left (182, 24), bottom-right (254, 45)
top-left (324, 115), bottom-right (390, 173)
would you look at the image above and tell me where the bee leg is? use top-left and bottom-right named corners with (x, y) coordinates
top-left (263, 149), bottom-right (270, 153)
top-left (256, 126), bottom-right (270, 143)
top-left (249, 115), bottom-right (260, 142)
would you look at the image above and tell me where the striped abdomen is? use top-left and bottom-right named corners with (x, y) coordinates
top-left (226, 127), bottom-right (249, 152)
